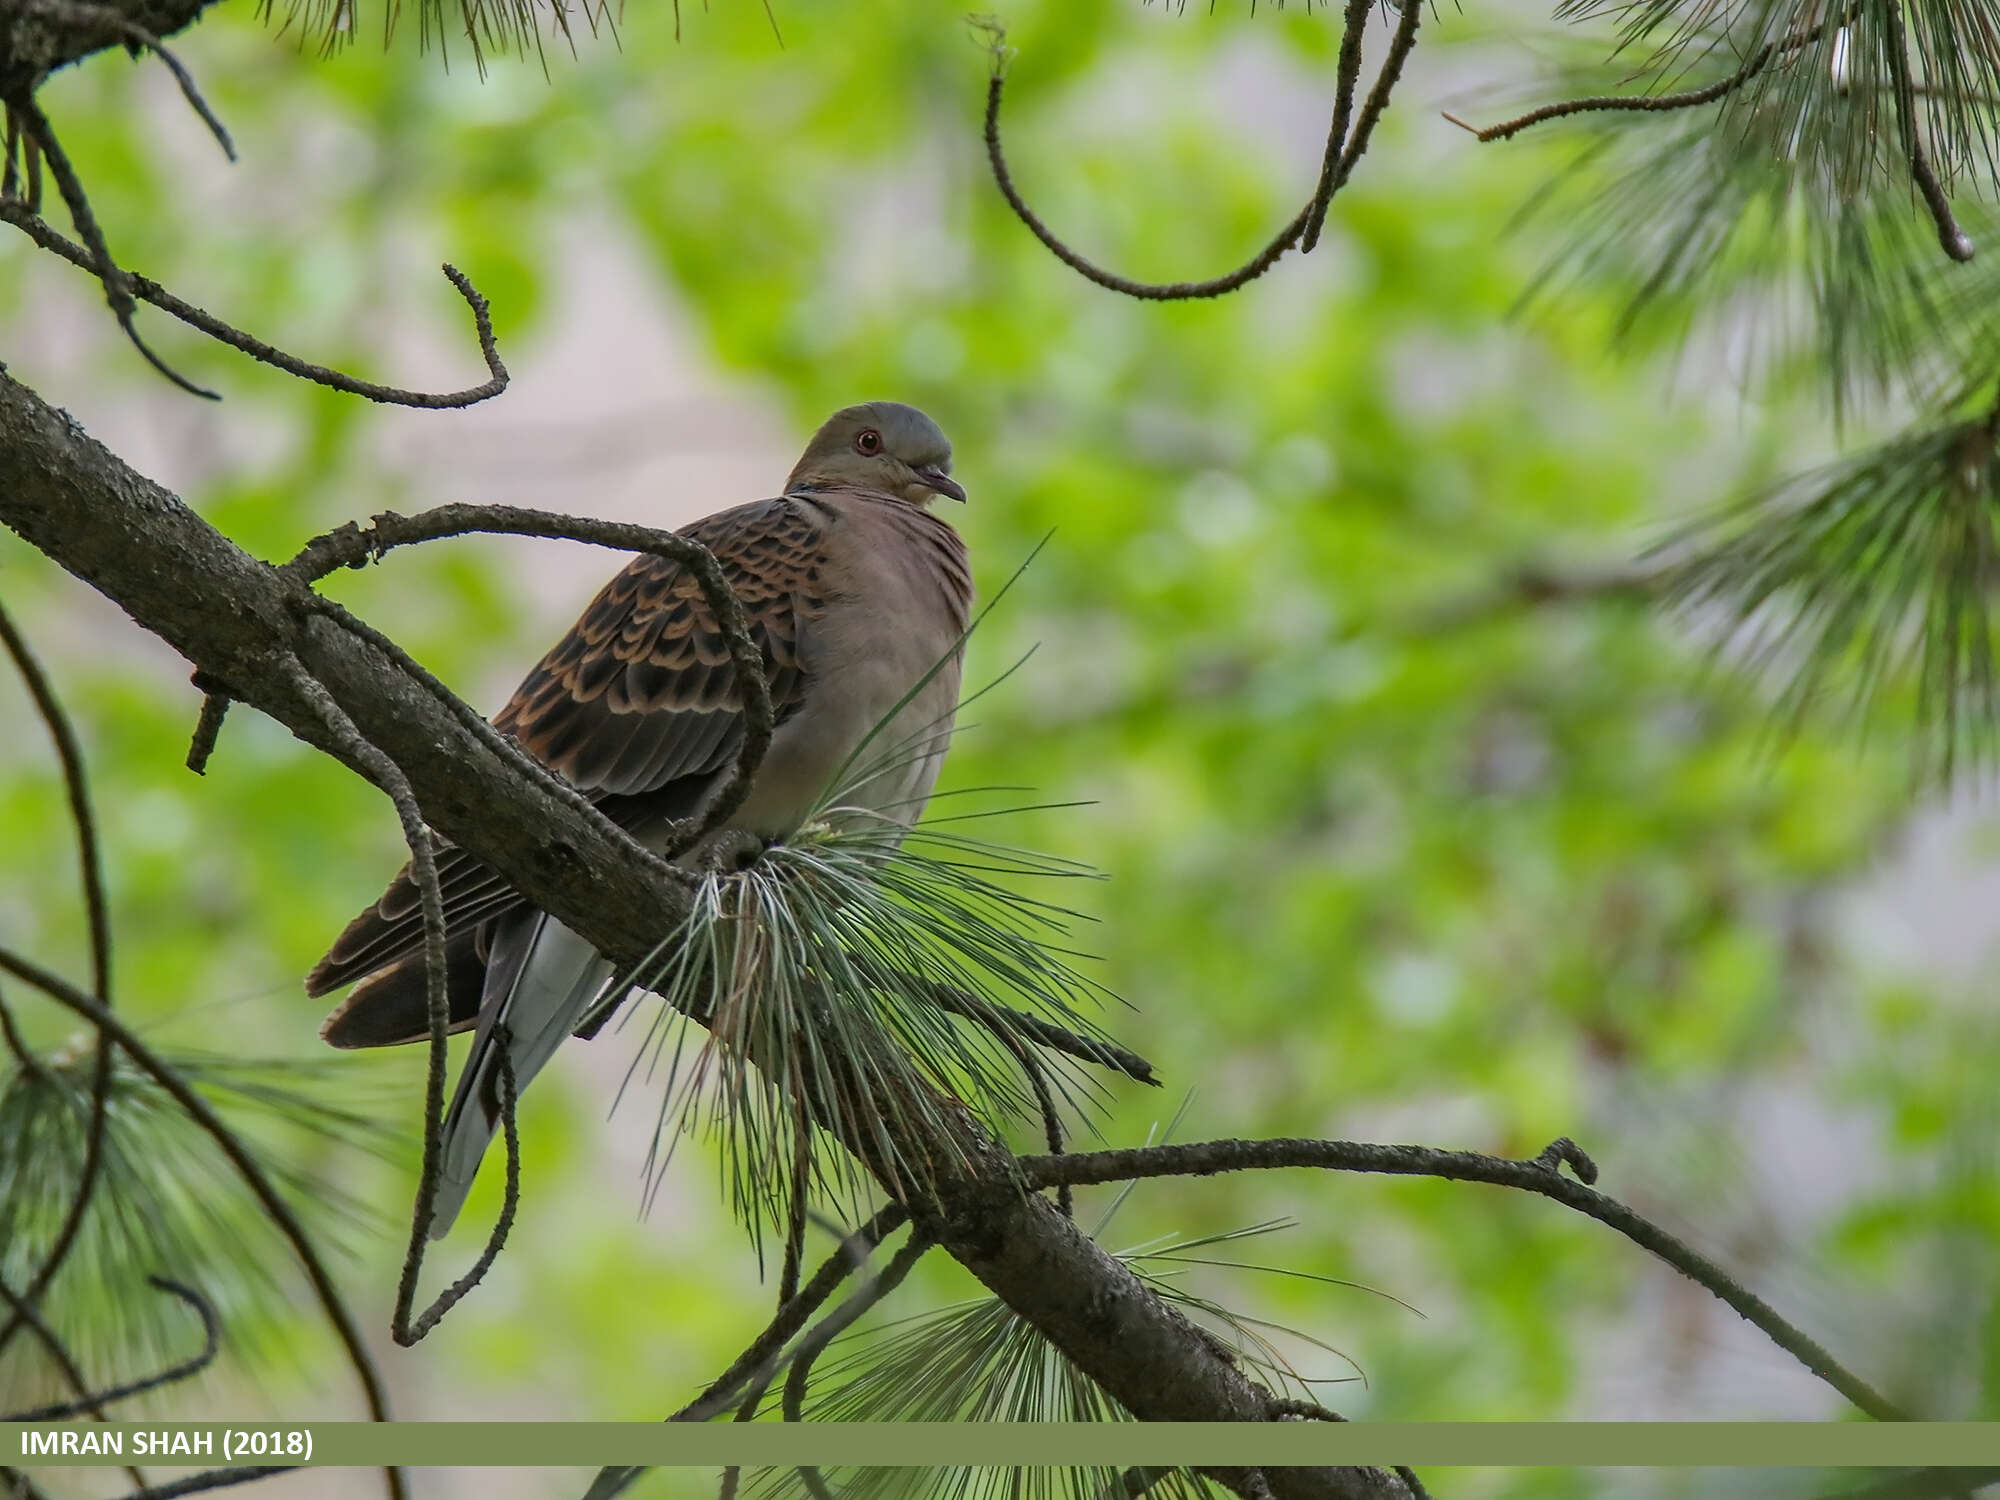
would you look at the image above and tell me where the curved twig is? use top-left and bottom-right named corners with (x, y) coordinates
top-left (0, 946), bottom-right (403, 1500)
top-left (1451, 12), bottom-right (1847, 144)
top-left (0, 598), bottom-right (114, 1361)
top-left (275, 658), bottom-right (522, 1345)
top-left (583, 1205), bottom-right (910, 1500)
top-left (21, 0), bottom-right (234, 160)
top-left (1019, 1135), bottom-right (1904, 1423)
top-left (283, 503), bottom-right (774, 855)
top-left (6, 1278), bottom-right (219, 1421)
top-left (4, 98), bottom-right (216, 397)
top-left (0, 202), bottom-right (509, 405)
top-left (977, 0), bottom-right (1380, 301)
top-left (782, 1231), bottom-right (934, 1500)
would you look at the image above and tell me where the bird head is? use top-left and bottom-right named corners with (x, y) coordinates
top-left (785, 401), bottom-right (967, 506)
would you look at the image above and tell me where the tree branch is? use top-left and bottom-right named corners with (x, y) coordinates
top-left (0, 205), bottom-right (511, 405)
top-left (1019, 1135), bottom-right (1904, 1424)
top-left (977, 1), bottom-right (1389, 302)
top-left (0, 946), bottom-right (401, 1500)
top-left (0, 363), bottom-right (1407, 1500)
top-left (5, 1278), bottom-right (218, 1422)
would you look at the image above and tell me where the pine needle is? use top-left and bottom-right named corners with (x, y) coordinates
top-left (738, 1221), bottom-right (1389, 1500)
top-left (603, 729), bottom-right (1122, 1257)
top-left (0, 1045), bottom-right (395, 1410)
top-left (1658, 397), bottom-right (2000, 781)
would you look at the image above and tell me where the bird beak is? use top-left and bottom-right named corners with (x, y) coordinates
top-left (917, 466), bottom-right (968, 504)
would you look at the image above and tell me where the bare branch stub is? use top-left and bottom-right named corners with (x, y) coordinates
top-left (0, 597), bottom-right (116, 1364)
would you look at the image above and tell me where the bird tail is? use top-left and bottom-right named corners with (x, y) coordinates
top-left (429, 911), bottom-right (615, 1240)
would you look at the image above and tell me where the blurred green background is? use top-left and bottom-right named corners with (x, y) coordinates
top-left (2, 1), bottom-right (1997, 1496)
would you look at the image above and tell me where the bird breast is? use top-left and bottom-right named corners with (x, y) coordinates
top-left (729, 494), bottom-right (971, 838)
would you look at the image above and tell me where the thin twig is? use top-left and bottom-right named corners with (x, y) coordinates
top-left (295, 595), bottom-right (629, 856)
top-left (1882, 0), bottom-right (1975, 261)
top-left (583, 1205), bottom-right (909, 1500)
top-left (2, 108), bottom-right (21, 203)
top-left (1306, 0), bottom-right (1421, 252)
top-left (1020, 1135), bottom-right (1904, 1423)
top-left (121, 1469), bottom-right (297, 1499)
top-left (0, 1276), bottom-right (108, 1421)
top-left (277, 658), bottom-right (521, 1345)
top-left (1299, 0), bottom-right (1375, 253)
top-left (6, 1278), bottom-right (219, 1421)
top-left (0, 946), bottom-right (403, 1500)
top-left (1454, 11), bottom-right (1849, 144)
top-left (918, 981), bottom-right (1157, 1084)
top-left (22, 0), bottom-right (235, 160)
top-left (0, 985), bottom-right (50, 1082)
top-left (284, 502), bottom-right (773, 857)
top-left (780, 1113), bottom-right (812, 1303)
top-left (0, 202), bottom-right (510, 405)
top-left (677, 1204), bottom-right (907, 1422)
top-left (978, 0), bottom-right (1392, 300)
top-left (4, 98), bottom-right (217, 398)
top-left (782, 1233), bottom-right (934, 1499)
top-left (0, 1276), bottom-right (145, 1484)
top-left (985, 1010), bottom-right (1072, 1217)
top-left (0, 597), bottom-right (114, 1362)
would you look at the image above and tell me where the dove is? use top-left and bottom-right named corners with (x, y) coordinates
top-left (307, 401), bottom-right (972, 1236)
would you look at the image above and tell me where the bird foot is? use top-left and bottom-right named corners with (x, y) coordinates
top-left (693, 828), bottom-right (770, 875)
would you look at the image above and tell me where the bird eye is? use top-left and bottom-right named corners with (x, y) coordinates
top-left (854, 429), bottom-right (882, 455)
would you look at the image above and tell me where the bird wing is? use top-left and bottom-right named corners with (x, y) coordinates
top-left (308, 494), bottom-right (829, 1029)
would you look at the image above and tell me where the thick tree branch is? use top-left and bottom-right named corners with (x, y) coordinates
top-left (0, 367), bottom-right (1408, 1500)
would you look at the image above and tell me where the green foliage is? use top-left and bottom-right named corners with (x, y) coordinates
top-left (1664, 404), bottom-right (2000, 781)
top-left (0, 1046), bottom-right (394, 1409)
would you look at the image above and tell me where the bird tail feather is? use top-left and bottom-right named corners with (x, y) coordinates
top-left (428, 912), bottom-right (615, 1240)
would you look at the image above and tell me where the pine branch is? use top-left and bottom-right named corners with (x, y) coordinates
top-left (0, 365), bottom-right (1410, 1500)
